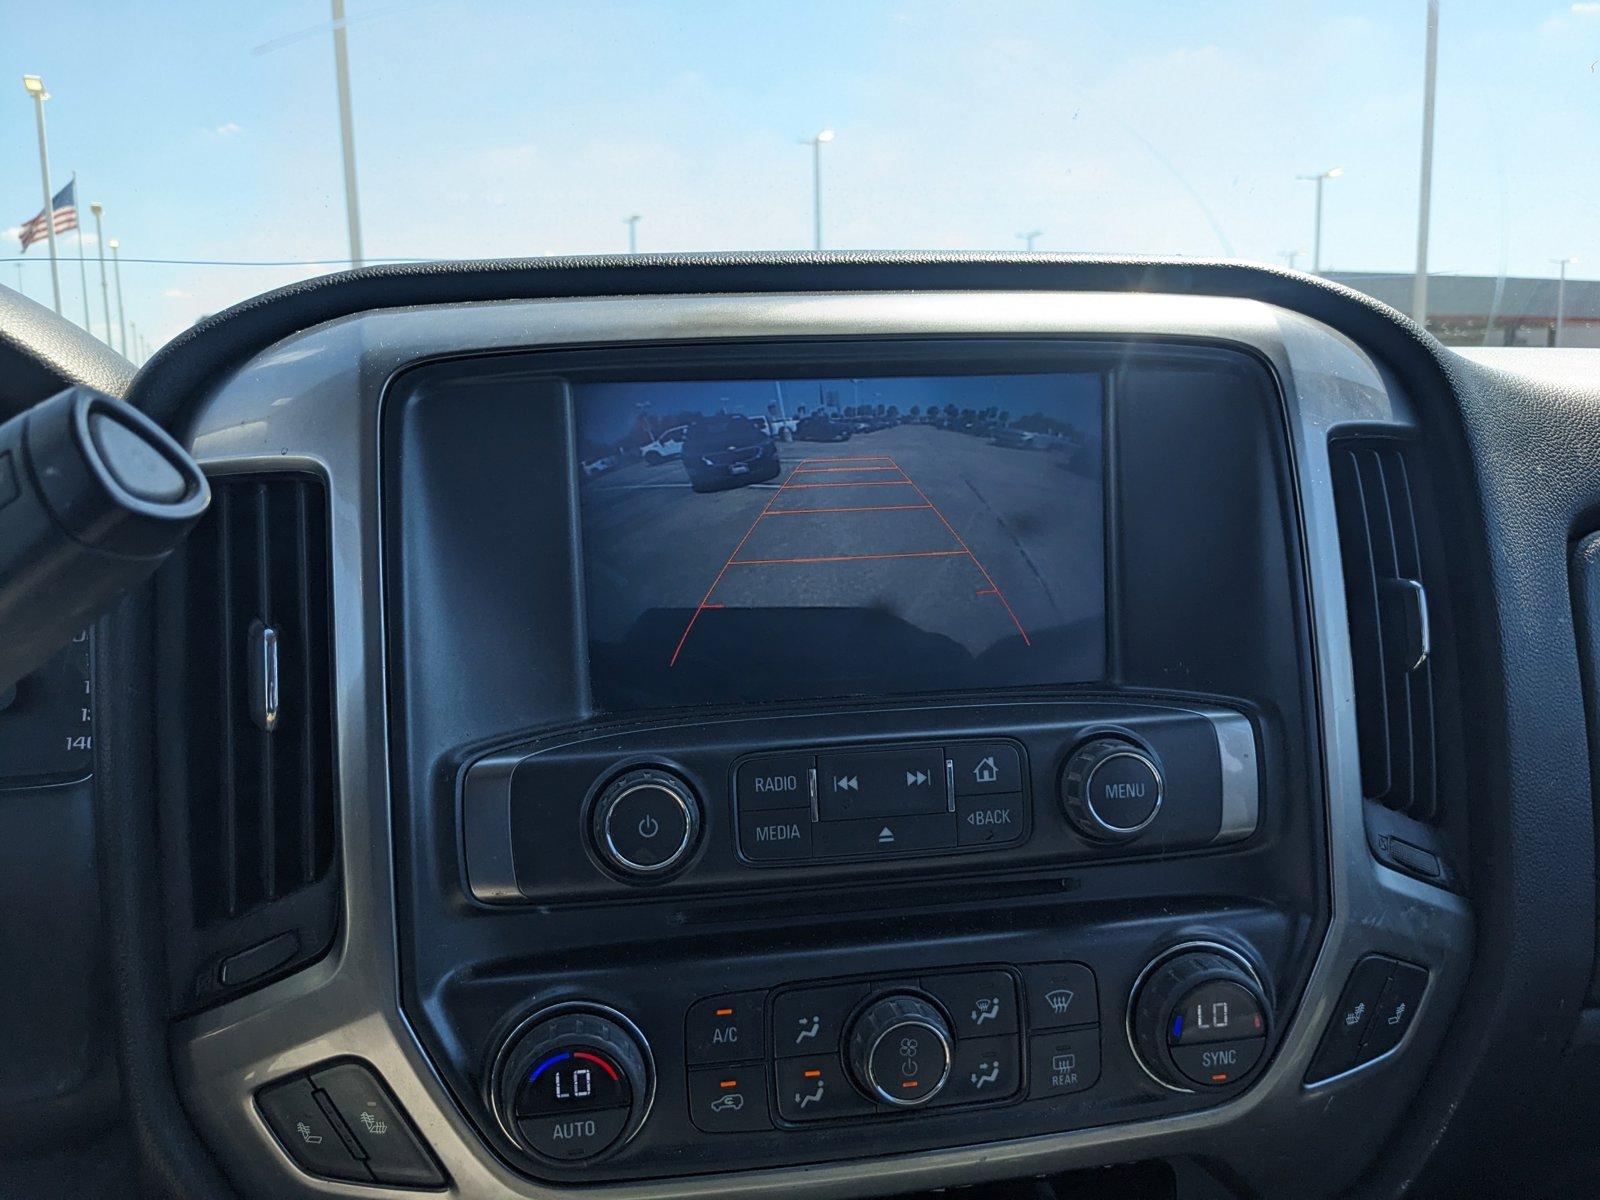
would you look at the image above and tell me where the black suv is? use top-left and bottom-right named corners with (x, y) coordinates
top-left (682, 413), bottom-right (781, 491)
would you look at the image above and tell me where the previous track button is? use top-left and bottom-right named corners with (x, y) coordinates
top-left (816, 748), bottom-right (948, 821)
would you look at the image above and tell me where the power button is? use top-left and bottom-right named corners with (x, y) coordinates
top-left (592, 769), bottom-right (700, 877)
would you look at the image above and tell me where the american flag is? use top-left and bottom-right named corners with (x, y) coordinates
top-left (17, 179), bottom-right (78, 251)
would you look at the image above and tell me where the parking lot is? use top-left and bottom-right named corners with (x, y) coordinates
top-left (581, 424), bottom-right (1102, 667)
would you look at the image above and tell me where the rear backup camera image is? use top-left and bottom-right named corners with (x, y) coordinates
top-left (577, 373), bottom-right (1105, 710)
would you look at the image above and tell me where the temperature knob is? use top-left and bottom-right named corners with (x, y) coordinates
top-left (492, 1007), bottom-right (653, 1162)
top-left (1130, 948), bottom-right (1271, 1091)
top-left (846, 994), bottom-right (953, 1107)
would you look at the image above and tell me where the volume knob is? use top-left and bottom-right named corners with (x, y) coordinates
top-left (846, 994), bottom-right (953, 1107)
top-left (590, 768), bottom-right (700, 878)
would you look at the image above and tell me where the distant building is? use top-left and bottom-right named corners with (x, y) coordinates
top-left (1328, 272), bottom-right (1600, 348)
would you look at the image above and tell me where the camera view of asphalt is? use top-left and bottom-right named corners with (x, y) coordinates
top-left (580, 424), bottom-right (1102, 669)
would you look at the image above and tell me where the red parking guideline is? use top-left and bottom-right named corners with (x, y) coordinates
top-left (667, 453), bottom-right (1031, 665)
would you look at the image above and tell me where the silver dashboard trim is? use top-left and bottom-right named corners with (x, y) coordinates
top-left (171, 290), bottom-right (1472, 1199)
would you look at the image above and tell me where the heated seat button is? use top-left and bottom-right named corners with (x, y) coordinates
top-left (688, 1064), bottom-right (772, 1133)
top-left (310, 1063), bottom-right (445, 1187)
top-left (774, 1055), bottom-right (874, 1122)
top-left (257, 1077), bottom-right (374, 1183)
top-left (934, 1036), bottom-right (1022, 1106)
top-left (686, 992), bottom-right (765, 1064)
top-left (1023, 962), bottom-right (1099, 1029)
top-left (517, 1106), bottom-right (630, 1161)
top-left (1305, 955), bottom-right (1396, 1083)
top-left (922, 971), bottom-right (1019, 1038)
top-left (737, 755), bottom-right (814, 812)
top-left (738, 808), bottom-right (813, 862)
top-left (1170, 1036), bottom-right (1265, 1087)
top-left (816, 748), bottom-right (947, 820)
top-left (1358, 961), bottom-right (1429, 1061)
top-left (771, 983), bottom-right (868, 1057)
top-left (956, 793), bottom-right (1026, 845)
top-left (950, 743), bottom-right (1023, 795)
top-left (1028, 1028), bottom-right (1101, 1097)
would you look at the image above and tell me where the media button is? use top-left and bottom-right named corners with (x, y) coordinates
top-left (813, 813), bottom-right (956, 859)
top-left (950, 743), bottom-right (1023, 796)
top-left (816, 748), bottom-right (947, 821)
top-left (737, 809), bottom-right (812, 863)
top-left (737, 755), bottom-right (814, 812)
top-left (956, 793), bottom-right (1026, 845)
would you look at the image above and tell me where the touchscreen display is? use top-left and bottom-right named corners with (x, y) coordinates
top-left (577, 373), bottom-right (1105, 710)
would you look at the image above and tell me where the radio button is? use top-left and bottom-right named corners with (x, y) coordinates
top-left (772, 984), bottom-right (868, 1058)
top-left (688, 1064), bottom-right (771, 1133)
top-left (816, 748), bottom-right (947, 821)
top-left (775, 1055), bottom-right (873, 1122)
top-left (934, 1036), bottom-right (1022, 1106)
top-left (737, 809), bottom-right (812, 862)
top-left (956, 793), bottom-right (1026, 845)
top-left (736, 755), bottom-right (814, 812)
top-left (922, 971), bottom-right (1019, 1039)
top-left (950, 743), bottom-right (1022, 796)
top-left (813, 813), bottom-right (956, 859)
top-left (686, 992), bottom-right (765, 1064)
top-left (1023, 962), bottom-right (1099, 1029)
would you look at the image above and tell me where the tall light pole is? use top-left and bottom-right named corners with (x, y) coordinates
top-left (1296, 166), bottom-right (1344, 274)
top-left (109, 238), bottom-right (127, 355)
top-left (801, 129), bottom-right (835, 251)
top-left (1017, 229), bottom-right (1043, 252)
top-left (90, 203), bottom-right (112, 341)
top-left (1411, 0), bottom-right (1440, 325)
top-left (1552, 257), bottom-right (1578, 346)
top-left (330, 0), bottom-right (364, 266)
top-left (23, 75), bottom-right (62, 314)
top-left (72, 173), bottom-right (92, 332)
top-left (625, 214), bottom-right (641, 254)
top-left (1281, 249), bottom-right (1303, 270)
top-left (130, 321), bottom-right (139, 366)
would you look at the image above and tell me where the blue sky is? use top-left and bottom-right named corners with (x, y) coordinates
top-left (4, 1), bottom-right (1598, 349)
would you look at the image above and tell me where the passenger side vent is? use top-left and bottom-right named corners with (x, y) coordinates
top-left (1329, 441), bottom-right (1438, 822)
top-left (156, 474), bottom-right (338, 1012)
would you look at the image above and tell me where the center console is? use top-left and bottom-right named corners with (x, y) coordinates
top-left (168, 290), bottom-right (1471, 1200)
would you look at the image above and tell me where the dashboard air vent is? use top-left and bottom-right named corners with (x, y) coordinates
top-left (157, 473), bottom-right (338, 1011)
top-left (1330, 441), bottom-right (1438, 823)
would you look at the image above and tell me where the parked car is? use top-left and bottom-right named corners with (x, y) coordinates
top-left (580, 454), bottom-right (620, 478)
top-left (682, 414), bottom-right (781, 492)
top-left (795, 413), bottom-right (853, 442)
top-left (991, 428), bottom-right (1038, 450)
top-left (641, 424), bottom-right (688, 464)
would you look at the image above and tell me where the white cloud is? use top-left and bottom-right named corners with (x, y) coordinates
top-left (215, 121), bottom-right (243, 136)
top-left (162, 287), bottom-right (191, 299)
top-left (2, 226), bottom-right (21, 242)
top-left (1574, 2), bottom-right (1600, 13)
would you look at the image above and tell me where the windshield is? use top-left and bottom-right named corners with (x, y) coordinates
top-left (5, 2), bottom-right (1596, 358)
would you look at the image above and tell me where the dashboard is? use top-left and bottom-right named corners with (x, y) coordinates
top-left (10, 258), bottom-right (1600, 1200)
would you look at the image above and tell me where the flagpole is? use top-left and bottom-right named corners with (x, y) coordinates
top-left (110, 238), bottom-right (127, 356)
top-left (22, 75), bottom-right (62, 314)
top-left (91, 203), bottom-right (112, 342)
top-left (72, 173), bottom-right (91, 333)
